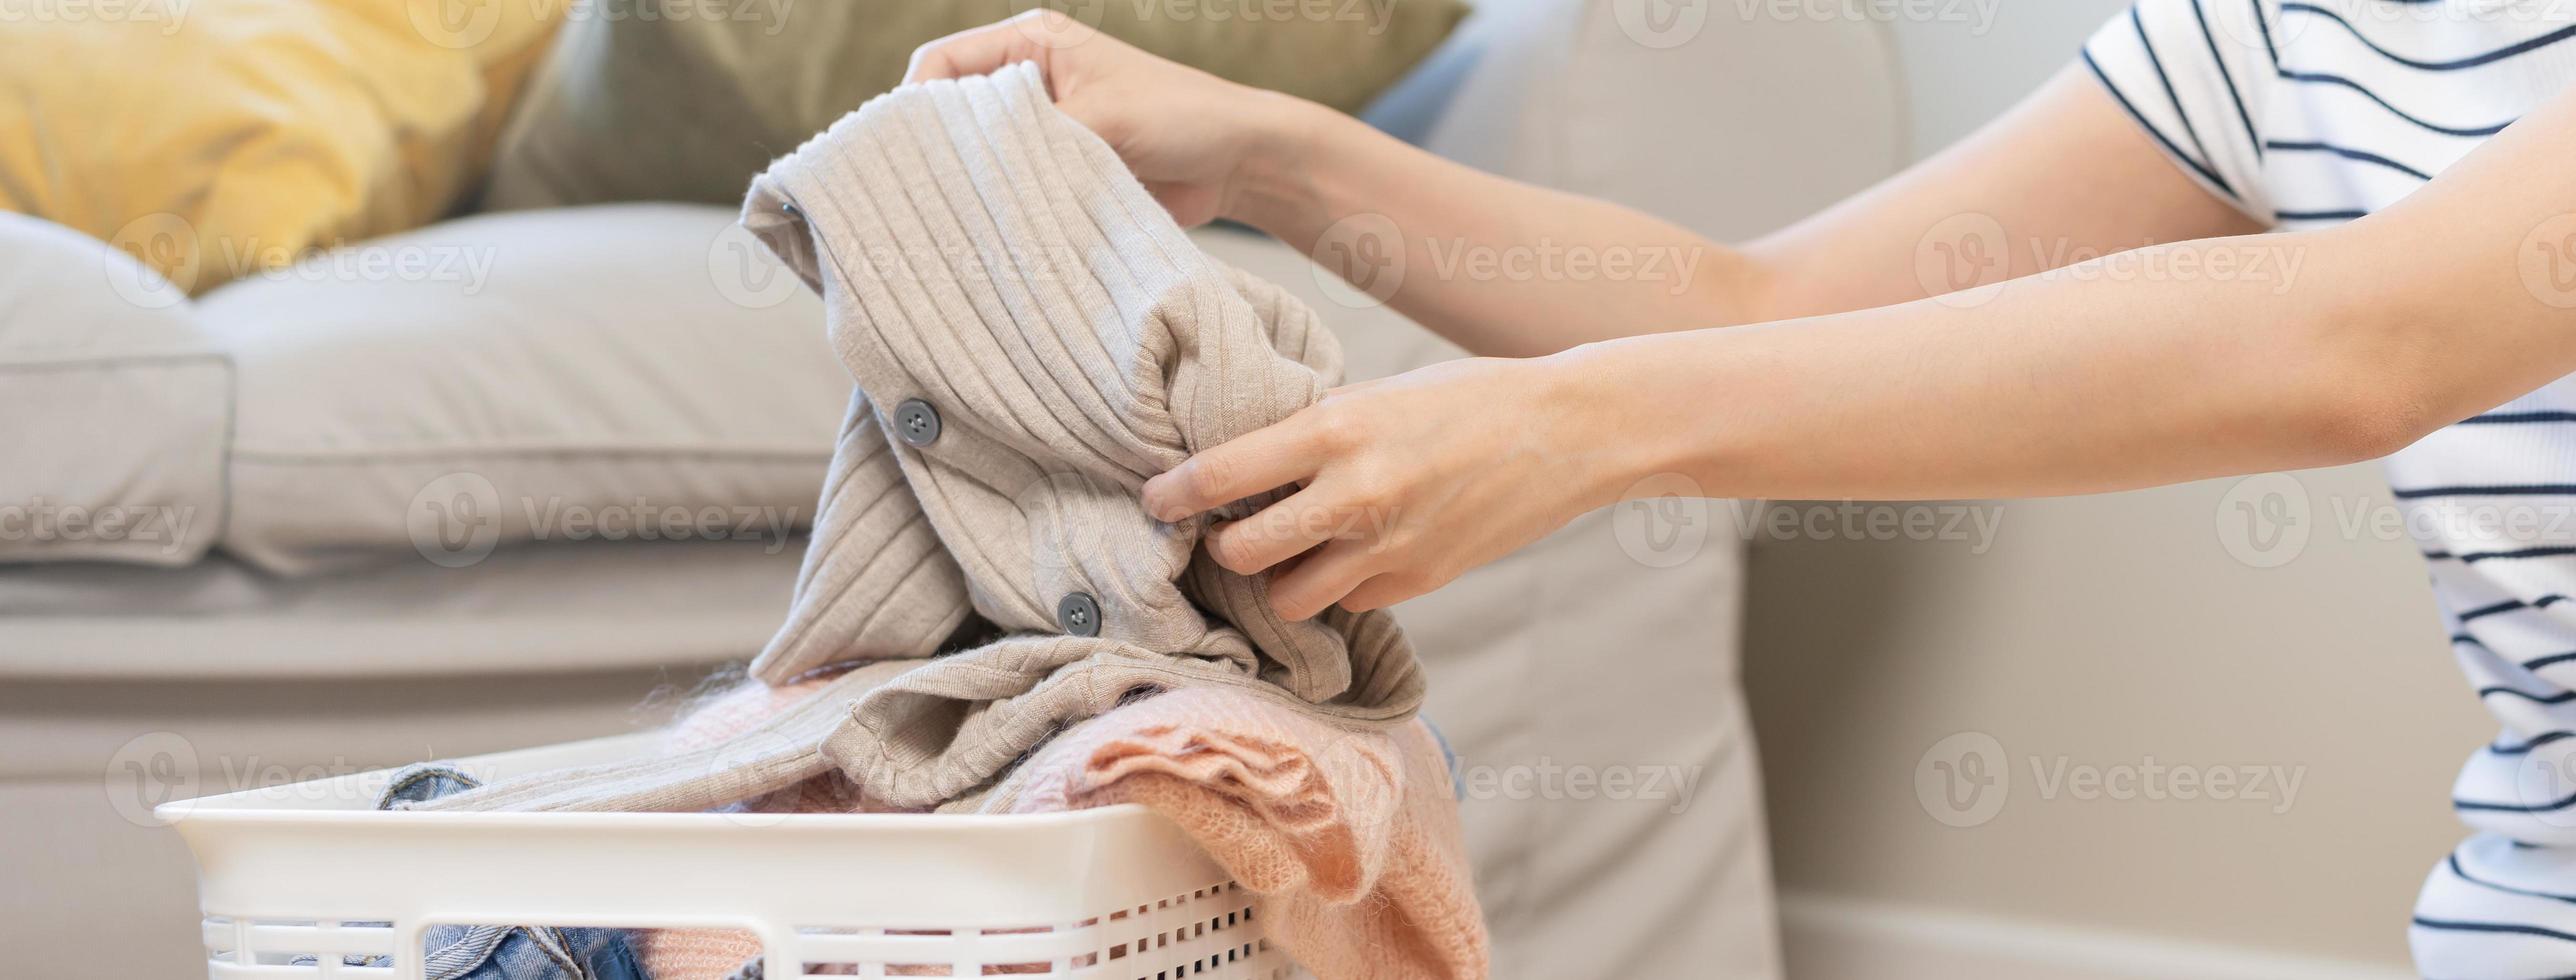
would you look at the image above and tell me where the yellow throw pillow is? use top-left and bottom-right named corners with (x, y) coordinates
top-left (0, 0), bottom-right (559, 294)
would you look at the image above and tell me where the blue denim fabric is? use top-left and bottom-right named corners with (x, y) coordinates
top-left (407, 922), bottom-right (646, 980)
top-left (292, 763), bottom-right (649, 980)
top-left (1423, 717), bottom-right (1463, 799)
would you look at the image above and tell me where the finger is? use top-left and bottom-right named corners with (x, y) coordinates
top-left (1203, 487), bottom-right (1347, 575)
top-left (1143, 416), bottom-right (1325, 522)
top-left (905, 13), bottom-right (1048, 84)
top-left (1339, 572), bottom-right (1428, 613)
top-left (1264, 541), bottom-right (1382, 621)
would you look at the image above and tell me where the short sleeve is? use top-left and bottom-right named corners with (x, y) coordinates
top-left (2082, 0), bottom-right (2277, 224)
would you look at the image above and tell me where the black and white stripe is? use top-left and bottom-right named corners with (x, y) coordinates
top-left (2088, 2), bottom-right (2576, 974)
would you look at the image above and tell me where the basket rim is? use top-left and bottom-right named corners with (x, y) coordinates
top-left (153, 731), bottom-right (1158, 831)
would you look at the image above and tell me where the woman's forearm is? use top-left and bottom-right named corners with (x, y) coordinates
top-left (1229, 96), bottom-right (1771, 358)
top-left (1225, 67), bottom-right (2261, 361)
top-left (1553, 230), bottom-right (2425, 503)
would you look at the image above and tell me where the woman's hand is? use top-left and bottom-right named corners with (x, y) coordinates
top-left (1143, 355), bottom-right (1638, 620)
top-left (906, 10), bottom-right (1315, 227)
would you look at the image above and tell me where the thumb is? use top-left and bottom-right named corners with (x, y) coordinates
top-left (904, 10), bottom-right (1087, 86)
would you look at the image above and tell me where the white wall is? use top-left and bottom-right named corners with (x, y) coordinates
top-left (1743, 1), bottom-right (2496, 972)
top-left (1876, 0), bottom-right (2135, 153)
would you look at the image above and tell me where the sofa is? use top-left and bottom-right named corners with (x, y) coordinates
top-left (0, 2), bottom-right (1903, 977)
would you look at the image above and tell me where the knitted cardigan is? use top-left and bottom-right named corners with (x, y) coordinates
top-left (416, 63), bottom-right (1425, 813)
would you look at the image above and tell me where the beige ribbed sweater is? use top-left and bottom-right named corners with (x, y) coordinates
top-left (417, 63), bottom-right (1425, 814)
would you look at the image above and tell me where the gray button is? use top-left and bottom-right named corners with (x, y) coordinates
top-left (1056, 592), bottom-right (1101, 637)
top-left (893, 398), bottom-right (941, 447)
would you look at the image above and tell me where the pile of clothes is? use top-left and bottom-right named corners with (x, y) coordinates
top-left (393, 64), bottom-right (1489, 980)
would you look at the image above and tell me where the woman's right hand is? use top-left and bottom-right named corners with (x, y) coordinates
top-left (905, 10), bottom-right (1317, 228)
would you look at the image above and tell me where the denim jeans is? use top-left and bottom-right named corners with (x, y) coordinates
top-left (1423, 717), bottom-right (1464, 799)
top-left (291, 763), bottom-right (649, 980)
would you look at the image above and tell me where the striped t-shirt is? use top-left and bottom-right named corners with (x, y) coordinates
top-left (2083, 0), bottom-right (2576, 971)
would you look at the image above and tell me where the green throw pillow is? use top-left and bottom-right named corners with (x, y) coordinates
top-left (483, 0), bottom-right (1468, 209)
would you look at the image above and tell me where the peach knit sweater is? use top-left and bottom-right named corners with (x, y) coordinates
top-left (638, 678), bottom-right (1486, 980)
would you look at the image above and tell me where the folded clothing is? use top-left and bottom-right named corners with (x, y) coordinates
top-left (633, 679), bottom-right (1485, 980)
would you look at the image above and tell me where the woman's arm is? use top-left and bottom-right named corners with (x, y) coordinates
top-left (1145, 84), bottom-right (2576, 619)
top-left (909, 13), bottom-right (2256, 357)
top-left (1248, 64), bottom-right (2262, 355)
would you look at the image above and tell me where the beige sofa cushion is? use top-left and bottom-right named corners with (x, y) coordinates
top-left (201, 204), bottom-right (851, 576)
top-left (0, 215), bottom-right (228, 566)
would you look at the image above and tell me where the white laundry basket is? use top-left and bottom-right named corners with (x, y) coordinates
top-left (161, 733), bottom-right (1296, 979)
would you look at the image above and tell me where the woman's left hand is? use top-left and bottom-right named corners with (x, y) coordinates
top-left (1143, 354), bottom-right (1633, 620)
